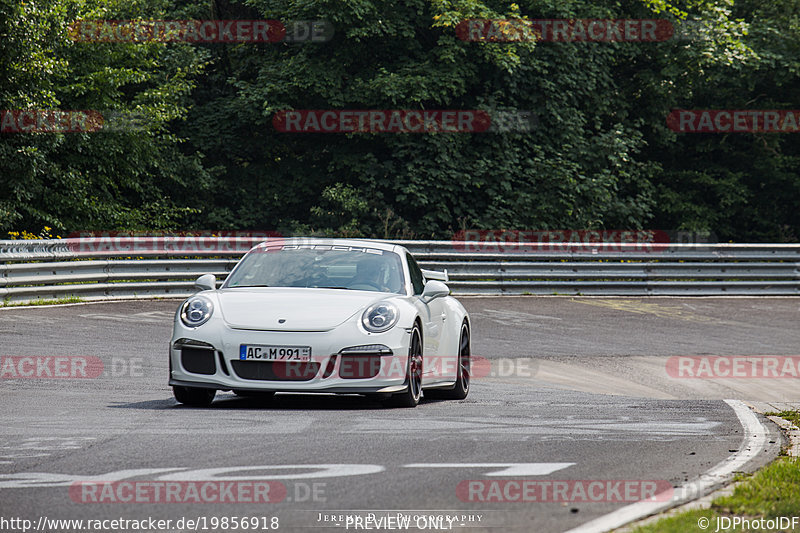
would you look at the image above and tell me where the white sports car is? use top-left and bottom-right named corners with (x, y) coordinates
top-left (169, 238), bottom-right (471, 407)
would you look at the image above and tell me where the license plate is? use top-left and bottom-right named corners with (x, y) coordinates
top-left (239, 344), bottom-right (311, 362)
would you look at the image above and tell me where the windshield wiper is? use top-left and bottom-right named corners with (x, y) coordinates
top-left (317, 286), bottom-right (349, 289)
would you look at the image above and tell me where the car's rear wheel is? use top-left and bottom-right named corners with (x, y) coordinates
top-left (386, 324), bottom-right (423, 408)
top-left (426, 322), bottom-right (470, 400)
top-left (173, 385), bottom-right (215, 407)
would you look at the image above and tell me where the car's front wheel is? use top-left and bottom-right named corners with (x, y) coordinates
top-left (386, 324), bottom-right (423, 408)
top-left (426, 321), bottom-right (470, 400)
top-left (173, 385), bottom-right (216, 407)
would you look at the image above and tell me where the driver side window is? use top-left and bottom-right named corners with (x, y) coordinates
top-left (406, 254), bottom-right (425, 295)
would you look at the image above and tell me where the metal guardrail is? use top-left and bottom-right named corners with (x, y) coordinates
top-left (1, 238), bottom-right (800, 302)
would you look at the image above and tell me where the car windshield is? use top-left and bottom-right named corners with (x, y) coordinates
top-left (224, 244), bottom-right (406, 294)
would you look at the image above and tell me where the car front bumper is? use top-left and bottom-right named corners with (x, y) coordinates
top-left (169, 320), bottom-right (413, 394)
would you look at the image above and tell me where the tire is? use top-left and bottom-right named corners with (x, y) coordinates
top-left (385, 324), bottom-right (423, 408)
top-left (173, 385), bottom-right (216, 407)
top-left (425, 322), bottom-right (470, 400)
top-left (233, 390), bottom-right (275, 400)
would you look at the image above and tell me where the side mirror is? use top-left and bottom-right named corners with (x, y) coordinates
top-left (421, 280), bottom-right (450, 303)
top-left (194, 274), bottom-right (217, 291)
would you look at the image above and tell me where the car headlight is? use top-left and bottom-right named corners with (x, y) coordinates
top-left (361, 301), bottom-right (399, 333)
top-left (180, 296), bottom-right (213, 327)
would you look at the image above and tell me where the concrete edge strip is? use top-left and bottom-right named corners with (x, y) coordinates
top-left (564, 399), bottom-right (769, 533)
top-left (765, 415), bottom-right (800, 457)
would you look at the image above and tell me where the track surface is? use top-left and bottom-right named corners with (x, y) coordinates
top-left (0, 297), bottom-right (793, 532)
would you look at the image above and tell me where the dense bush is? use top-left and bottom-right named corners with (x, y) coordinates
top-left (1, 0), bottom-right (798, 241)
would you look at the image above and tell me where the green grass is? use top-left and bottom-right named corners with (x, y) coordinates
top-left (1, 296), bottom-right (83, 307)
top-left (631, 411), bottom-right (800, 533)
top-left (769, 410), bottom-right (800, 429)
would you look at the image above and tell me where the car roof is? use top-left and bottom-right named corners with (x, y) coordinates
top-left (251, 237), bottom-right (407, 255)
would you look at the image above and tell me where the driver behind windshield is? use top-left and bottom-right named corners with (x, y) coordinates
top-left (351, 256), bottom-right (392, 292)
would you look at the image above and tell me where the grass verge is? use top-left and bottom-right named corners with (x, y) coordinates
top-left (1, 296), bottom-right (83, 307)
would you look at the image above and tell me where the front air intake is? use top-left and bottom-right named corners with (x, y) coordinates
top-left (339, 355), bottom-right (382, 379)
top-left (181, 347), bottom-right (216, 375)
top-left (231, 361), bottom-right (320, 381)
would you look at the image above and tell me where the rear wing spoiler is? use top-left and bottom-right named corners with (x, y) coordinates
top-left (421, 268), bottom-right (449, 282)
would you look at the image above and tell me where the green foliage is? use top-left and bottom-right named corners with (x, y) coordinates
top-left (1, 0), bottom-right (799, 241)
top-left (0, 0), bottom-right (209, 233)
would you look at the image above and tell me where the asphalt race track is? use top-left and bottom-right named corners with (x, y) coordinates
top-left (0, 297), bottom-right (796, 532)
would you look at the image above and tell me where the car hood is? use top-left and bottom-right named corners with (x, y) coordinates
top-left (217, 288), bottom-right (391, 331)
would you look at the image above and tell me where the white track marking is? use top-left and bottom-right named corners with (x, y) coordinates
top-left (403, 463), bottom-right (574, 476)
top-left (565, 399), bottom-right (770, 533)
